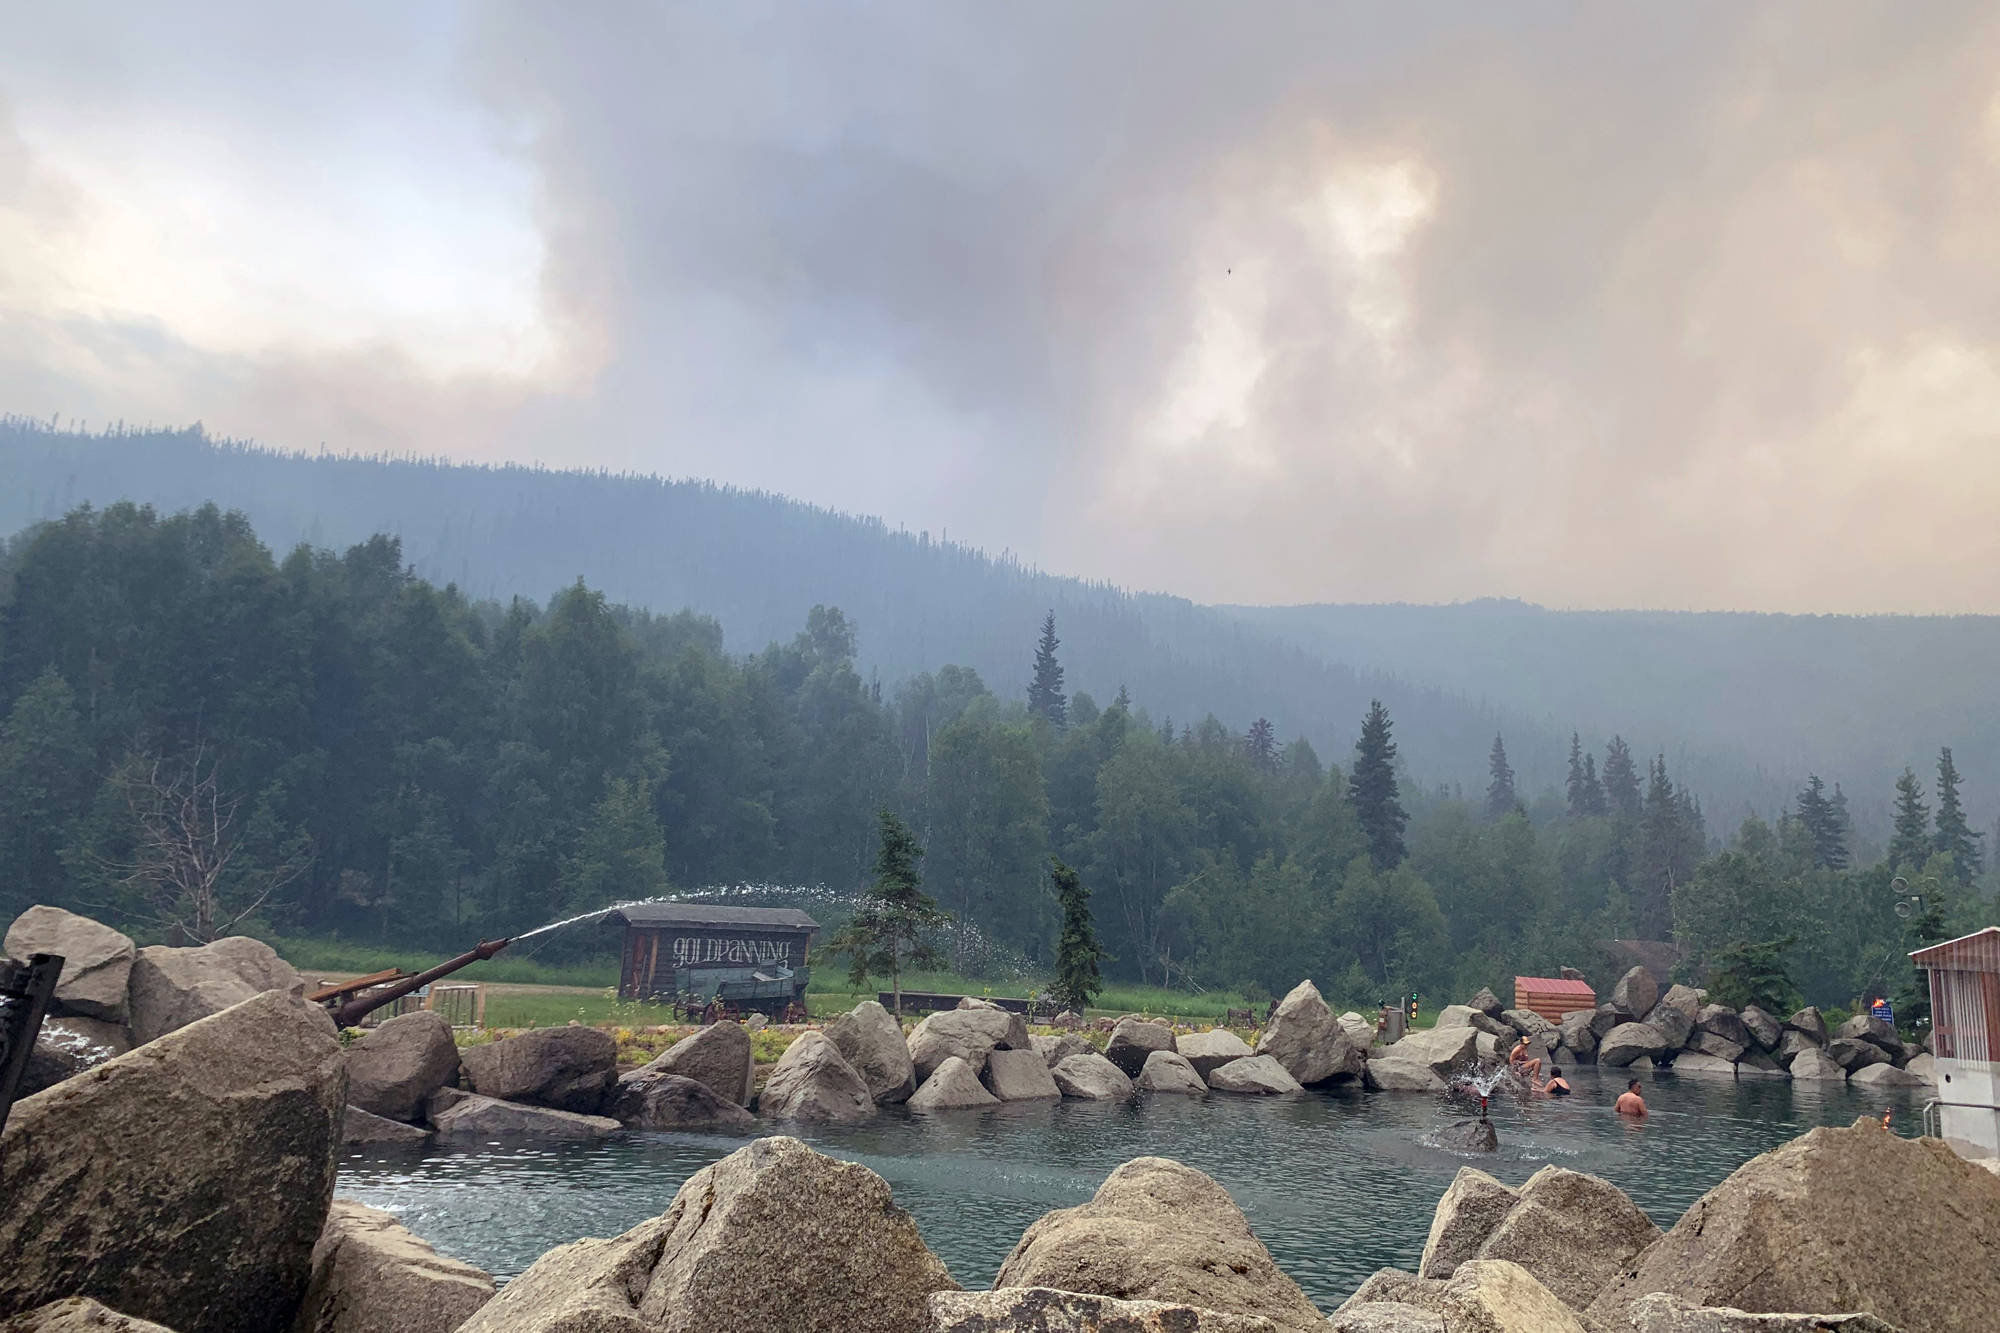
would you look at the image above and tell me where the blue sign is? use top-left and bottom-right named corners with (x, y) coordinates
top-left (1870, 998), bottom-right (1894, 1024)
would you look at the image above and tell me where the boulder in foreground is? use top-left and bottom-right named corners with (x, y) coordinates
top-left (928, 1288), bottom-right (1279, 1331)
top-left (456, 1136), bottom-right (957, 1333)
top-left (826, 1001), bottom-right (917, 1103)
top-left (1335, 1260), bottom-right (1588, 1333)
top-left (1208, 1054), bottom-right (1305, 1095)
top-left (458, 1025), bottom-right (616, 1113)
top-left (994, 1156), bottom-right (1325, 1333)
top-left (759, 1030), bottom-right (874, 1122)
top-left (1472, 1165), bottom-right (1660, 1311)
top-left (126, 936), bottom-right (302, 1044)
top-left (344, 1010), bottom-right (460, 1123)
top-left (3, 906), bottom-right (136, 1023)
top-left (1418, 1167), bottom-right (1519, 1279)
top-left (1177, 1028), bottom-right (1254, 1079)
top-left (646, 1020), bottom-right (756, 1106)
top-left (0, 1299), bottom-right (179, 1333)
top-left (909, 1055), bottom-right (1001, 1112)
top-left (1586, 1117), bottom-right (2000, 1331)
top-left (606, 1070), bottom-right (759, 1131)
top-left (293, 1199), bottom-right (495, 1333)
top-left (1051, 1052), bottom-right (1135, 1101)
top-left (0, 989), bottom-right (342, 1333)
top-left (1256, 980), bottom-right (1363, 1084)
top-left (985, 1047), bottom-right (1064, 1101)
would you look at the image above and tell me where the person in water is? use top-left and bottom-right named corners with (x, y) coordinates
top-left (1614, 1077), bottom-right (1647, 1118)
top-left (1541, 1065), bottom-right (1572, 1097)
top-left (1508, 1034), bottom-right (1543, 1080)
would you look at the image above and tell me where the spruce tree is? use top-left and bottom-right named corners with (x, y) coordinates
top-left (1565, 733), bottom-right (1588, 816)
top-left (1049, 857), bottom-right (1108, 1012)
top-left (1027, 611), bottom-right (1067, 729)
top-left (1889, 768), bottom-right (1930, 871)
top-left (1602, 736), bottom-right (1641, 821)
top-left (1348, 700), bottom-right (1408, 869)
top-left (1486, 733), bottom-right (1517, 819)
top-left (1794, 774), bottom-right (1848, 870)
top-left (817, 810), bottom-right (950, 1015)
top-left (1245, 717), bottom-right (1278, 772)
top-left (1933, 746), bottom-right (1983, 885)
top-left (1581, 753), bottom-right (1606, 816)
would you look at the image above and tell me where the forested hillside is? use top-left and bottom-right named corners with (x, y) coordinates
top-left (0, 502), bottom-right (1983, 1015)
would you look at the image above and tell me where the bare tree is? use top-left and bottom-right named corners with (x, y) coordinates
top-left (96, 742), bottom-right (311, 942)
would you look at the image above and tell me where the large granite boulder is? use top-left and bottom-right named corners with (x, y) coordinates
top-left (342, 1106), bottom-right (433, 1145)
top-left (1611, 967), bottom-right (1660, 1022)
top-left (759, 1031), bottom-right (874, 1123)
top-left (985, 1047), bottom-right (1063, 1102)
top-left (1363, 1053), bottom-right (1446, 1093)
top-left (1622, 1292), bottom-right (1902, 1331)
top-left (908, 1006), bottom-right (1030, 1081)
top-left (1337, 1010), bottom-right (1378, 1048)
top-left (928, 1288), bottom-right (1279, 1331)
top-left (459, 1025), bottom-right (616, 1113)
top-left (1051, 1053), bottom-right (1135, 1101)
top-left (1586, 1118), bottom-right (2000, 1330)
top-left (1687, 1032), bottom-right (1748, 1063)
top-left (825, 1001), bottom-right (916, 1103)
top-left (456, 1136), bottom-right (956, 1333)
top-left (1557, 1010), bottom-right (1598, 1058)
top-left (1645, 986), bottom-right (1704, 1050)
top-left (1206, 1055), bottom-right (1304, 1095)
top-left (1499, 1010), bottom-right (1556, 1043)
top-left (1435, 1005), bottom-right (1513, 1040)
top-left (4, 906), bottom-right (136, 1022)
top-left (0, 1300), bottom-right (179, 1333)
top-left (1823, 1038), bottom-right (1889, 1073)
top-left (606, 1070), bottom-right (760, 1131)
top-left (1672, 1052), bottom-right (1740, 1077)
top-left (1590, 1003), bottom-right (1623, 1038)
top-left (1467, 987), bottom-right (1505, 1019)
top-left (1335, 1261), bottom-right (1588, 1333)
top-left (910, 1055), bottom-right (1002, 1112)
top-left (1847, 1062), bottom-right (1925, 1089)
top-left (344, 1010), bottom-right (460, 1122)
top-left (1137, 1049), bottom-right (1208, 1094)
top-left (1786, 1049), bottom-right (1845, 1082)
top-left (1835, 1015), bottom-right (1905, 1063)
top-left (0, 989), bottom-right (343, 1333)
top-left (126, 937), bottom-right (302, 1044)
top-left (995, 1157), bottom-right (1325, 1333)
top-left (1695, 1005), bottom-right (1752, 1050)
top-left (1104, 1018), bottom-right (1176, 1076)
top-left (1033, 1031), bottom-right (1097, 1067)
top-left (1178, 1028), bottom-right (1254, 1079)
top-left (1382, 1024), bottom-right (1480, 1077)
top-left (1736, 1048), bottom-right (1786, 1078)
top-left (1774, 1030), bottom-right (1821, 1067)
top-left (1903, 1052), bottom-right (1937, 1084)
top-left (1256, 980), bottom-right (1364, 1084)
top-left (1738, 1006), bottom-right (1783, 1051)
top-left (1783, 1007), bottom-right (1828, 1044)
top-left (1472, 1166), bottom-right (1661, 1311)
top-left (1598, 1022), bottom-right (1670, 1067)
top-left (645, 1021), bottom-right (755, 1106)
top-left (1325, 1304), bottom-right (1445, 1332)
top-left (292, 1199), bottom-right (495, 1333)
top-left (432, 1094), bottom-right (621, 1139)
top-left (1419, 1167), bottom-right (1520, 1279)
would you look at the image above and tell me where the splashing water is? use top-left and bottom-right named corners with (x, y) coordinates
top-left (511, 898), bottom-right (672, 941)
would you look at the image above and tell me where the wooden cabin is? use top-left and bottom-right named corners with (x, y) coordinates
top-left (611, 903), bottom-right (819, 1003)
top-left (1912, 927), bottom-right (2000, 1160)
top-left (1513, 975), bottom-right (1596, 1023)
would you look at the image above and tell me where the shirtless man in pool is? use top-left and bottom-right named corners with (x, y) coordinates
top-left (1614, 1077), bottom-right (1647, 1118)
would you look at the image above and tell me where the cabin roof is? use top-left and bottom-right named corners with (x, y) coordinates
top-left (611, 902), bottom-right (820, 931)
top-left (1516, 976), bottom-right (1594, 998)
top-left (1910, 926), bottom-right (2000, 971)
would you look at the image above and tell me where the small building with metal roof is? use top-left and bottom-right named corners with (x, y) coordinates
top-left (1513, 975), bottom-right (1596, 1024)
top-left (610, 902), bottom-right (820, 1007)
top-left (1912, 926), bottom-right (2000, 1161)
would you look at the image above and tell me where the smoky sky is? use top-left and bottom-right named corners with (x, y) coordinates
top-left (4, 3), bottom-right (1999, 611)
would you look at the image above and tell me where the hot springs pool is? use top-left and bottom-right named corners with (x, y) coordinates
top-left (337, 1064), bottom-right (1926, 1309)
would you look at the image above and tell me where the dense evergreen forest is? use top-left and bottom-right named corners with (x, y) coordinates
top-left (15, 415), bottom-right (1959, 830)
top-left (2, 501), bottom-right (1988, 1012)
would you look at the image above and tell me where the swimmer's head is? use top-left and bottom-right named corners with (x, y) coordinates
top-left (1627, 1078), bottom-right (1641, 1092)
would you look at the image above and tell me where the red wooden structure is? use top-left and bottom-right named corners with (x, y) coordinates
top-left (1912, 927), bottom-right (2000, 1063)
top-left (1513, 975), bottom-right (1596, 1024)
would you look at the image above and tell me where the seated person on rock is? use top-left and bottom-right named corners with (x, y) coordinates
top-left (1614, 1077), bottom-right (1647, 1118)
top-left (1508, 1033), bottom-right (1543, 1081)
top-left (1539, 1065), bottom-right (1572, 1097)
